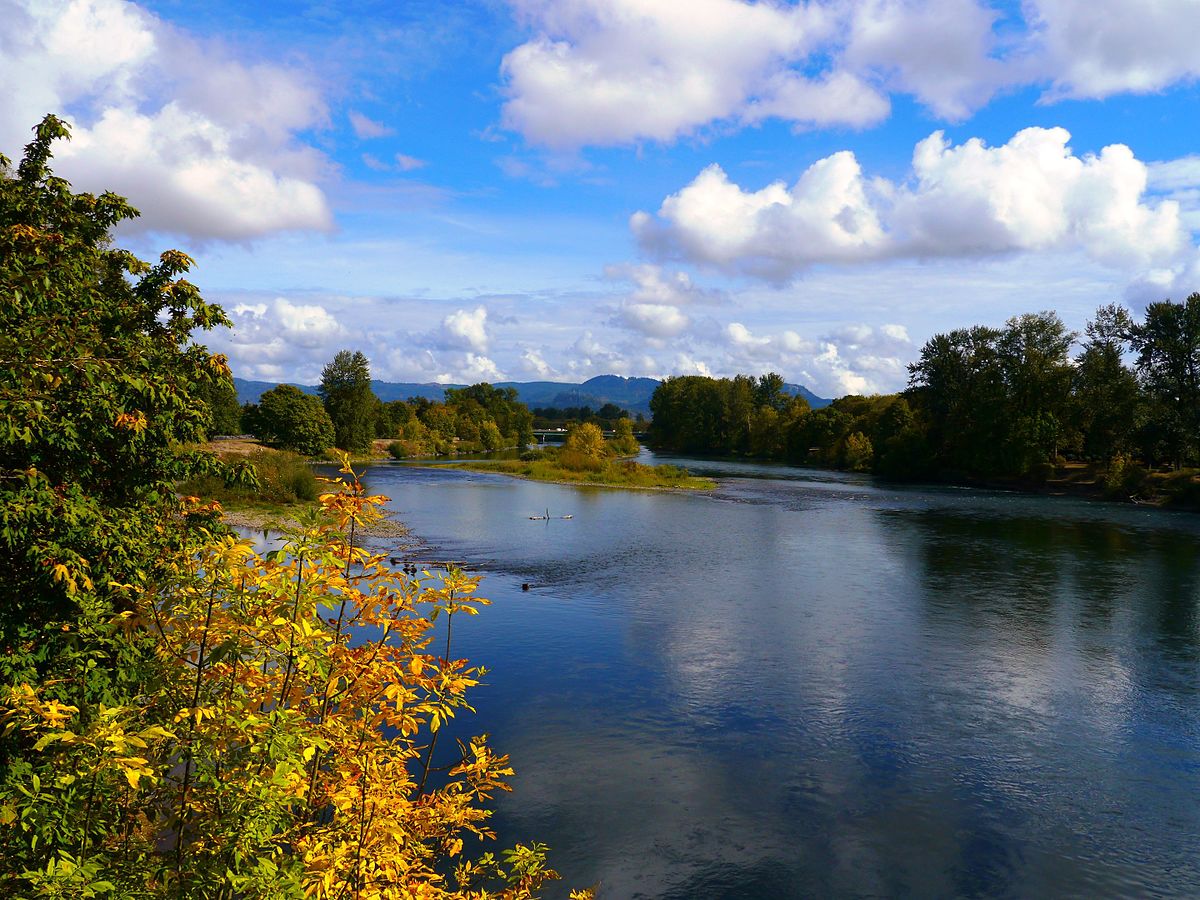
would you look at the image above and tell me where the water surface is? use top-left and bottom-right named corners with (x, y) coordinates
top-left (355, 454), bottom-right (1200, 898)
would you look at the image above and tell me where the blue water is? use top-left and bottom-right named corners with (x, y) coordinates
top-left (346, 454), bottom-right (1200, 898)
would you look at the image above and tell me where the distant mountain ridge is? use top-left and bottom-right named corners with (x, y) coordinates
top-left (233, 374), bottom-right (831, 416)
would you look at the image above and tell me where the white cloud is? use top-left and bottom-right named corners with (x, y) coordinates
top-left (1030, 0), bottom-right (1200, 100)
top-left (620, 303), bottom-right (691, 339)
top-left (363, 151), bottom-right (428, 173)
top-left (274, 298), bottom-right (345, 347)
top-left (607, 263), bottom-right (724, 338)
top-left (395, 154), bottom-right (426, 172)
top-left (207, 296), bottom-right (346, 381)
top-left (499, 0), bottom-right (1200, 149)
top-left (0, 0), bottom-right (332, 241)
top-left (349, 110), bottom-right (394, 139)
top-left (717, 320), bottom-right (913, 396)
top-left (1148, 156), bottom-right (1200, 193)
top-left (634, 127), bottom-right (1190, 282)
top-left (501, 0), bottom-right (862, 148)
top-left (518, 347), bottom-right (555, 378)
top-left (842, 0), bottom-right (1004, 120)
top-left (438, 353), bottom-right (504, 384)
top-left (439, 306), bottom-right (491, 352)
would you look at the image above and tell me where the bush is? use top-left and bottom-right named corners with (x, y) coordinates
top-left (840, 431), bottom-right (874, 472)
top-left (181, 450), bottom-right (318, 505)
top-left (1104, 453), bottom-right (1149, 497)
top-left (1158, 469), bottom-right (1200, 507)
top-left (558, 449), bottom-right (605, 472)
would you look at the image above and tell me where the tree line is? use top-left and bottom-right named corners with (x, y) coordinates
top-left (649, 303), bottom-right (1200, 493)
top-left (223, 352), bottom-right (536, 457)
top-left (530, 403), bottom-right (647, 431)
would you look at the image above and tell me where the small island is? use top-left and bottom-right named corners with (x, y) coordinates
top-left (444, 455), bottom-right (715, 491)
top-left (443, 422), bottom-right (715, 491)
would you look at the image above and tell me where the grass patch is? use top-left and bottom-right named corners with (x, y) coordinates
top-left (444, 457), bottom-right (715, 491)
top-left (182, 448), bottom-right (321, 511)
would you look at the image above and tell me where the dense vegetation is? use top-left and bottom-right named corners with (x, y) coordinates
top-left (179, 448), bottom-right (322, 507)
top-left (243, 384), bottom-right (336, 456)
top-left (238, 355), bottom-right (536, 459)
top-left (0, 116), bottom-right (577, 899)
top-left (530, 402), bottom-right (647, 431)
top-left (384, 384), bottom-right (534, 458)
top-left (650, 308), bottom-right (1200, 501)
top-left (451, 421), bottom-right (711, 490)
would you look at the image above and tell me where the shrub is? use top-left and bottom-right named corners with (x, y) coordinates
top-left (1104, 453), bottom-right (1148, 497)
top-left (2, 468), bottom-right (574, 898)
top-left (180, 450), bottom-right (318, 505)
top-left (558, 449), bottom-right (605, 472)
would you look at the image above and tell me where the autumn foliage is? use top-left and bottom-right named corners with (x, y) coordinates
top-left (3, 465), bottom-right (574, 898)
top-left (0, 117), bottom-right (587, 899)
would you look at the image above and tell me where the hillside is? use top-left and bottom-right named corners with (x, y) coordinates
top-left (233, 374), bottom-right (831, 415)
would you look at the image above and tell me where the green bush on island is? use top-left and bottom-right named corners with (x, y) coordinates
top-left (380, 384), bottom-right (534, 458)
top-left (450, 455), bottom-right (712, 490)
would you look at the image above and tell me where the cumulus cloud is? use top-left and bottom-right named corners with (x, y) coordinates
top-left (718, 320), bottom-right (914, 396)
top-left (207, 297), bottom-right (346, 381)
top-left (842, 0), bottom-right (1005, 119)
top-left (439, 306), bottom-right (491, 353)
top-left (437, 353), bottom-right (503, 384)
top-left (0, 0), bottom-right (332, 240)
top-left (634, 126), bottom-right (1190, 282)
top-left (518, 347), bottom-right (556, 378)
top-left (1030, 0), bottom-right (1200, 100)
top-left (274, 298), bottom-right (346, 347)
top-left (500, 0), bottom-right (872, 148)
top-left (499, 0), bottom-right (1200, 149)
top-left (606, 263), bottom-right (725, 338)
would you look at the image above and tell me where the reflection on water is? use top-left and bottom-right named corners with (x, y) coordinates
top-left (350, 457), bottom-right (1200, 898)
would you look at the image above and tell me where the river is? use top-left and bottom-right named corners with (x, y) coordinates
top-left (344, 452), bottom-right (1200, 898)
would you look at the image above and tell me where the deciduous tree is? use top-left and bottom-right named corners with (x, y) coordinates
top-left (248, 384), bottom-right (335, 455)
top-left (319, 349), bottom-right (378, 452)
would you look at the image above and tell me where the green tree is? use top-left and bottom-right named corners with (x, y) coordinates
top-left (755, 372), bottom-right (788, 411)
top-left (1072, 304), bottom-right (1141, 461)
top-left (377, 398), bottom-right (413, 438)
top-left (0, 115), bottom-right (235, 653)
top-left (248, 384), bottom-right (335, 455)
top-left (907, 325), bottom-right (1007, 475)
top-left (445, 383), bottom-right (534, 448)
top-left (195, 375), bottom-right (242, 436)
top-left (0, 115), bottom-right (577, 900)
top-left (841, 431), bottom-right (874, 472)
top-left (1128, 294), bottom-right (1200, 468)
top-left (996, 311), bottom-right (1075, 475)
top-left (319, 349), bottom-right (378, 452)
top-left (479, 420), bottom-right (504, 451)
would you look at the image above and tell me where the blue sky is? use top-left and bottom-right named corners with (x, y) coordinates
top-left (3, 0), bottom-right (1199, 396)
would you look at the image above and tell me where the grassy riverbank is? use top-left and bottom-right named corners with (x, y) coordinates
top-left (185, 442), bottom-right (414, 534)
top-left (444, 457), bottom-right (716, 490)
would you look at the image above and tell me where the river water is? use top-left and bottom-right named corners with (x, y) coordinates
top-left (350, 453), bottom-right (1200, 898)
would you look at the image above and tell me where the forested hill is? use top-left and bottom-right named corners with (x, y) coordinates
top-left (234, 374), bottom-right (831, 416)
